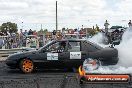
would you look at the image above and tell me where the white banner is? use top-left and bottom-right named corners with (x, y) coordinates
top-left (47, 53), bottom-right (58, 60)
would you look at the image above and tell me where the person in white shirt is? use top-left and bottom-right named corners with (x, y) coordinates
top-left (104, 20), bottom-right (110, 33)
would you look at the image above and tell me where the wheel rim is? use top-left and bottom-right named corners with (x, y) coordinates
top-left (22, 59), bottom-right (33, 73)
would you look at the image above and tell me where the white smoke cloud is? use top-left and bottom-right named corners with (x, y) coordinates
top-left (88, 33), bottom-right (110, 47)
top-left (87, 28), bottom-right (132, 73)
top-left (89, 28), bottom-right (132, 67)
top-left (87, 65), bottom-right (132, 74)
top-left (115, 28), bottom-right (132, 67)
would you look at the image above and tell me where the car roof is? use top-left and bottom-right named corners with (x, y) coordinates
top-left (56, 39), bottom-right (86, 42)
top-left (110, 26), bottom-right (123, 29)
top-left (56, 39), bottom-right (103, 49)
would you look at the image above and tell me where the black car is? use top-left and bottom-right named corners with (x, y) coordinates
top-left (6, 39), bottom-right (119, 73)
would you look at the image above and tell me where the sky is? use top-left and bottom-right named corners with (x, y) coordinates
top-left (0, 0), bottom-right (132, 31)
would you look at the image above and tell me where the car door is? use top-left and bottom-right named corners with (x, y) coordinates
top-left (40, 41), bottom-right (67, 69)
top-left (64, 41), bottom-right (84, 68)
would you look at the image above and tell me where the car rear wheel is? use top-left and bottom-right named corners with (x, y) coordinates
top-left (19, 59), bottom-right (34, 73)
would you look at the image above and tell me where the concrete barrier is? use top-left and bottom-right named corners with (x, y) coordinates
top-left (0, 48), bottom-right (35, 57)
top-left (0, 57), bottom-right (7, 61)
top-left (0, 48), bottom-right (28, 57)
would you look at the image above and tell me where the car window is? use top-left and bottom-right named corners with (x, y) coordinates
top-left (38, 40), bottom-right (54, 51)
top-left (68, 41), bottom-right (80, 52)
top-left (46, 41), bottom-right (66, 52)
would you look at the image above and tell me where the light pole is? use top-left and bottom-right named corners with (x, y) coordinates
top-left (22, 22), bottom-right (23, 30)
top-left (41, 24), bottom-right (43, 30)
top-left (82, 25), bottom-right (83, 29)
top-left (56, 1), bottom-right (58, 32)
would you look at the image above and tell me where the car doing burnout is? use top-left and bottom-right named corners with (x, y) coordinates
top-left (6, 39), bottom-right (119, 73)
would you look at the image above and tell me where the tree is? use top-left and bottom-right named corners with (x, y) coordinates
top-left (37, 29), bottom-right (48, 35)
top-left (43, 29), bottom-right (48, 34)
top-left (0, 22), bottom-right (18, 35)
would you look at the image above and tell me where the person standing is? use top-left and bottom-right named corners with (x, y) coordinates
top-left (33, 30), bottom-right (37, 36)
top-left (19, 29), bottom-right (23, 39)
top-left (0, 39), bottom-right (4, 49)
top-left (23, 30), bottom-right (28, 36)
top-left (104, 20), bottom-right (110, 33)
top-left (128, 20), bottom-right (132, 28)
top-left (52, 30), bottom-right (56, 40)
top-left (19, 29), bottom-right (24, 47)
top-left (28, 29), bottom-right (33, 35)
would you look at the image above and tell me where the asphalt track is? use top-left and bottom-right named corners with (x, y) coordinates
top-left (0, 59), bottom-right (132, 88)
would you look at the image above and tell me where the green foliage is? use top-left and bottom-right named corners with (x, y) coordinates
top-left (90, 29), bottom-right (97, 36)
top-left (0, 22), bottom-right (18, 34)
top-left (37, 29), bottom-right (48, 35)
top-left (88, 29), bottom-right (99, 36)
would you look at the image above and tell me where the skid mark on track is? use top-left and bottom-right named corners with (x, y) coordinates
top-left (0, 73), bottom-right (81, 88)
top-left (0, 61), bottom-right (132, 88)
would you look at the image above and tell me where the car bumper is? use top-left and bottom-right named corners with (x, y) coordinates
top-left (101, 57), bottom-right (119, 66)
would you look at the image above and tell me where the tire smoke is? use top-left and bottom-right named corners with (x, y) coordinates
top-left (115, 28), bottom-right (132, 67)
top-left (87, 28), bottom-right (132, 73)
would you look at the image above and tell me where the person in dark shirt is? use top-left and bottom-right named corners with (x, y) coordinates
top-left (52, 30), bottom-right (56, 35)
top-left (52, 30), bottom-right (56, 40)
top-left (57, 41), bottom-right (66, 52)
top-left (128, 20), bottom-right (132, 27)
top-left (28, 29), bottom-right (33, 35)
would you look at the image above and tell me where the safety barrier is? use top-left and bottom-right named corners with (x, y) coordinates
top-left (0, 48), bottom-right (29, 57)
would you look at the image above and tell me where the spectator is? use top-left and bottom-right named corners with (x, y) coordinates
top-left (19, 29), bottom-right (24, 38)
top-left (120, 29), bottom-right (124, 34)
top-left (0, 39), bottom-right (4, 49)
top-left (128, 20), bottom-right (132, 29)
top-left (0, 32), bottom-right (4, 36)
top-left (120, 29), bottom-right (124, 39)
top-left (52, 30), bottom-right (56, 35)
top-left (28, 29), bottom-right (33, 35)
top-left (19, 29), bottom-right (23, 48)
top-left (23, 30), bottom-right (28, 36)
top-left (52, 30), bottom-right (56, 40)
top-left (33, 30), bottom-right (37, 36)
top-left (104, 20), bottom-right (110, 33)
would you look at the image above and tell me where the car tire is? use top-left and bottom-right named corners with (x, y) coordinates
top-left (19, 58), bottom-right (34, 73)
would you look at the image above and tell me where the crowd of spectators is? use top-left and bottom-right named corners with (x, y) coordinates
top-left (20, 29), bottom-right (37, 37)
top-left (0, 29), bottom-right (37, 49)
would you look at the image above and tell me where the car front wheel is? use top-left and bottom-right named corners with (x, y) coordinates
top-left (19, 59), bottom-right (34, 73)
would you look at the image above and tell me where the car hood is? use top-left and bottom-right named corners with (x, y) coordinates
top-left (7, 50), bottom-right (38, 60)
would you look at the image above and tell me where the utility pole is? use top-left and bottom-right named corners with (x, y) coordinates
top-left (56, 1), bottom-right (58, 32)
top-left (22, 22), bottom-right (23, 30)
top-left (41, 24), bottom-right (43, 30)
